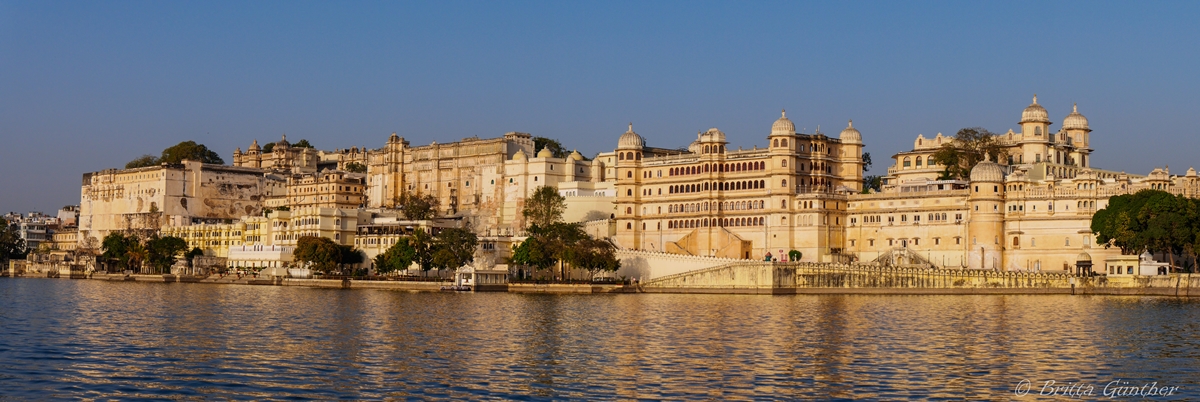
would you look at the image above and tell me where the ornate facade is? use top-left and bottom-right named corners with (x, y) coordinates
top-left (612, 112), bottom-right (865, 259)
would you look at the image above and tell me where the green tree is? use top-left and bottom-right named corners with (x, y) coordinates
top-left (930, 127), bottom-right (1008, 180)
top-left (147, 236), bottom-right (188, 274)
top-left (157, 140), bottom-right (225, 165)
top-left (345, 162), bottom-right (367, 173)
top-left (517, 222), bottom-right (588, 281)
top-left (510, 236), bottom-right (555, 276)
top-left (862, 152), bottom-right (873, 172)
top-left (186, 247), bottom-right (205, 266)
top-left (396, 192), bottom-right (440, 220)
top-left (410, 228), bottom-right (437, 276)
top-left (431, 227), bottom-right (478, 275)
top-left (0, 218), bottom-right (26, 263)
top-left (101, 232), bottom-right (133, 272)
top-left (1092, 190), bottom-right (1200, 272)
top-left (262, 142), bottom-right (275, 152)
top-left (374, 238), bottom-right (416, 275)
top-left (533, 136), bottom-right (568, 158)
top-left (294, 236), bottom-right (343, 273)
top-left (522, 186), bottom-right (566, 229)
top-left (339, 245), bottom-right (365, 275)
top-left (571, 237), bottom-right (620, 280)
top-left (125, 154), bottom-right (160, 169)
top-left (788, 250), bottom-right (802, 262)
top-left (293, 139), bottom-right (314, 148)
top-left (862, 176), bottom-right (883, 193)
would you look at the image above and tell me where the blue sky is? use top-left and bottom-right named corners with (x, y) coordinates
top-left (2, 1), bottom-right (1199, 213)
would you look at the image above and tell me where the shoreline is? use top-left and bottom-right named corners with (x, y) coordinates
top-left (4, 272), bottom-right (1198, 296)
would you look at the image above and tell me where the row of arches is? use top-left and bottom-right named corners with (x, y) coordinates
top-left (618, 151), bottom-right (642, 161)
top-left (669, 180), bottom-right (767, 194)
top-left (670, 161), bottom-right (765, 176)
top-left (668, 216), bottom-right (765, 229)
top-left (665, 200), bottom-right (768, 214)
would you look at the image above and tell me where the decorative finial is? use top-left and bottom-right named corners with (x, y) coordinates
top-left (1033, 94), bottom-right (1038, 104)
top-left (628, 122), bottom-right (633, 132)
top-left (1073, 103), bottom-right (1078, 113)
top-left (847, 119), bottom-right (853, 128)
top-left (781, 109), bottom-right (786, 118)
top-left (282, 133), bottom-right (287, 141)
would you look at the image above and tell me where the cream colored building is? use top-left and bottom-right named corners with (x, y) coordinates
top-left (846, 97), bottom-right (1200, 272)
top-left (79, 161), bottom-right (286, 246)
top-left (611, 113), bottom-right (865, 260)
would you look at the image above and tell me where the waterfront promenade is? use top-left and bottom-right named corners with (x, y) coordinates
top-left (7, 261), bottom-right (1200, 296)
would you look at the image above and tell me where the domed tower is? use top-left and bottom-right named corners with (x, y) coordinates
top-left (1017, 95), bottom-right (1052, 166)
top-left (765, 110), bottom-right (797, 198)
top-left (1062, 104), bottom-right (1092, 167)
top-left (967, 161), bottom-right (1006, 270)
top-left (839, 120), bottom-right (864, 192)
top-left (247, 139), bottom-right (263, 168)
top-left (615, 123), bottom-right (645, 248)
top-left (768, 109), bottom-right (795, 152)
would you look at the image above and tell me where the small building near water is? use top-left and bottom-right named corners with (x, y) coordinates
top-left (1104, 252), bottom-right (1171, 276)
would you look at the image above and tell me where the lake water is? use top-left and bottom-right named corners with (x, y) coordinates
top-left (1, 278), bottom-right (1198, 400)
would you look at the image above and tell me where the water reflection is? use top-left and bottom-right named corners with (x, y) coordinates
top-left (1, 279), bottom-right (1198, 399)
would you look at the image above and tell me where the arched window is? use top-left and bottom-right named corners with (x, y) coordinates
top-left (626, 171), bottom-right (632, 178)
top-left (773, 139), bottom-right (779, 147)
top-left (903, 157), bottom-right (911, 167)
top-left (781, 139), bottom-right (788, 147)
top-left (1035, 126), bottom-right (1042, 136)
top-left (782, 159), bottom-right (787, 167)
top-left (916, 157), bottom-right (923, 166)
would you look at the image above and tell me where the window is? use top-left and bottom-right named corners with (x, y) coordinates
top-left (903, 157), bottom-right (911, 167)
top-left (869, 239), bottom-right (875, 247)
top-left (956, 237), bottom-right (961, 245)
top-left (850, 240), bottom-right (856, 247)
top-left (1065, 237), bottom-right (1070, 246)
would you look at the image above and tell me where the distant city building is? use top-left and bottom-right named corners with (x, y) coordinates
top-left (72, 96), bottom-right (1200, 274)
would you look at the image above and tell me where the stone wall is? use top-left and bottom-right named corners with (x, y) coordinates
top-left (616, 249), bottom-right (752, 281)
top-left (641, 261), bottom-right (1200, 295)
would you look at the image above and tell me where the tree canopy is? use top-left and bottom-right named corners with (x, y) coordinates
top-left (1092, 189), bottom-right (1200, 271)
top-left (293, 139), bottom-right (314, 148)
top-left (294, 236), bottom-right (345, 273)
top-left (432, 227), bottom-right (478, 272)
top-left (147, 236), bottom-right (188, 273)
top-left (345, 162), bottom-right (367, 173)
top-left (373, 237), bottom-right (416, 275)
top-left (512, 222), bottom-right (597, 280)
top-left (930, 127), bottom-right (1008, 181)
top-left (0, 218), bottom-right (26, 262)
top-left (262, 142), bottom-right (275, 152)
top-left (396, 192), bottom-right (440, 220)
top-left (533, 136), bottom-right (568, 159)
top-left (522, 186), bottom-right (566, 229)
top-left (125, 140), bottom-right (225, 168)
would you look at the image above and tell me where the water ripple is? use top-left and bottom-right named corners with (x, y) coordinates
top-left (1, 279), bottom-right (1199, 399)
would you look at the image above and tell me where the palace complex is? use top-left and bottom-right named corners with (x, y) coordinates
top-left (75, 96), bottom-right (1200, 275)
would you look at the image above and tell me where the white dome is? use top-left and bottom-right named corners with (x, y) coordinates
top-left (1062, 103), bottom-right (1090, 131)
top-left (617, 123), bottom-right (645, 149)
top-left (1076, 252), bottom-right (1092, 262)
top-left (512, 149), bottom-right (527, 161)
top-left (568, 150), bottom-right (584, 161)
top-left (839, 120), bottom-right (861, 144)
top-left (698, 127), bottom-right (726, 143)
top-left (1020, 95), bottom-right (1050, 124)
top-left (969, 161), bottom-right (1005, 182)
top-left (536, 147), bottom-right (553, 158)
top-left (771, 110), bottom-right (795, 136)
